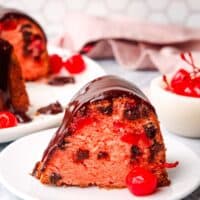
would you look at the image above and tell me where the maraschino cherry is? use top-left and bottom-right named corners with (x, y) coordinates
top-left (64, 54), bottom-right (86, 74)
top-left (0, 111), bottom-right (18, 128)
top-left (49, 54), bottom-right (63, 74)
top-left (126, 167), bottom-right (158, 196)
top-left (0, 19), bottom-right (17, 31)
top-left (163, 52), bottom-right (200, 97)
top-left (49, 54), bottom-right (86, 74)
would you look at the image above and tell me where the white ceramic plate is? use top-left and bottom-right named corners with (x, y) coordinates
top-left (0, 128), bottom-right (199, 200)
top-left (0, 46), bottom-right (105, 143)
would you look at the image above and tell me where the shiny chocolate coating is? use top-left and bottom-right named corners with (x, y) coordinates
top-left (0, 39), bottom-right (13, 111)
top-left (38, 75), bottom-right (155, 171)
top-left (0, 6), bottom-right (47, 42)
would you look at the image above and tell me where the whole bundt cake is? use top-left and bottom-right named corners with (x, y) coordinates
top-left (0, 6), bottom-right (49, 81)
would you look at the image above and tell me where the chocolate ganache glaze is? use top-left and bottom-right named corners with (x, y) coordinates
top-left (0, 39), bottom-right (13, 110)
top-left (36, 75), bottom-right (155, 172)
top-left (0, 6), bottom-right (47, 42)
top-left (0, 38), bottom-right (31, 122)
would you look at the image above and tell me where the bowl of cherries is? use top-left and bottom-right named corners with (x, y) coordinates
top-left (150, 52), bottom-right (200, 138)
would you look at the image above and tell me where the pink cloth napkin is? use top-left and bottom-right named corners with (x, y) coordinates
top-left (54, 13), bottom-right (200, 74)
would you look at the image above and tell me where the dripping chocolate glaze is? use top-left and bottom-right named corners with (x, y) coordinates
top-left (0, 39), bottom-right (32, 122)
top-left (0, 39), bottom-right (13, 110)
top-left (0, 6), bottom-right (47, 42)
top-left (38, 75), bottom-right (155, 171)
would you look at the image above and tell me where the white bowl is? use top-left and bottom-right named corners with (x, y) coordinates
top-left (150, 76), bottom-right (200, 138)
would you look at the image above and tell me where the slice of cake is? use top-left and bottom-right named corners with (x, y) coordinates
top-left (0, 38), bottom-right (29, 112)
top-left (0, 6), bottom-right (49, 81)
top-left (33, 75), bottom-right (170, 188)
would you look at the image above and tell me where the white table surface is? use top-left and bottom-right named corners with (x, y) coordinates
top-left (0, 59), bottom-right (199, 200)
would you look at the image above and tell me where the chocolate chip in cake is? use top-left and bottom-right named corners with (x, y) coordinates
top-left (22, 31), bottom-right (32, 42)
top-left (143, 123), bottom-right (157, 139)
top-left (130, 145), bottom-right (142, 161)
top-left (75, 149), bottom-right (89, 162)
top-left (50, 172), bottom-right (62, 184)
top-left (34, 55), bottom-right (41, 61)
top-left (149, 141), bottom-right (164, 162)
top-left (97, 105), bottom-right (113, 115)
top-left (88, 183), bottom-right (96, 186)
top-left (140, 105), bottom-right (150, 118)
top-left (97, 151), bottom-right (109, 160)
top-left (124, 103), bottom-right (140, 120)
top-left (33, 34), bottom-right (42, 40)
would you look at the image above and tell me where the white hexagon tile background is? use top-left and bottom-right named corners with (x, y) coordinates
top-left (1, 0), bottom-right (200, 38)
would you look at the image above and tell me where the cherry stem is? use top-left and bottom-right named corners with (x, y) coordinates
top-left (164, 161), bottom-right (179, 169)
top-left (180, 52), bottom-right (196, 69)
top-left (180, 52), bottom-right (200, 76)
top-left (188, 52), bottom-right (194, 66)
top-left (163, 75), bottom-right (171, 89)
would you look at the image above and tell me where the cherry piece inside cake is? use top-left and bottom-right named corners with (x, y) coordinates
top-left (0, 7), bottom-right (49, 80)
top-left (33, 75), bottom-right (170, 188)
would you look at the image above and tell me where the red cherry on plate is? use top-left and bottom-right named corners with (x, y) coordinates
top-left (49, 54), bottom-right (63, 74)
top-left (0, 111), bottom-right (18, 128)
top-left (126, 167), bottom-right (157, 196)
top-left (64, 54), bottom-right (86, 74)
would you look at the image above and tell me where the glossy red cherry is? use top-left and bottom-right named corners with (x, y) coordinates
top-left (0, 111), bottom-right (18, 128)
top-left (172, 81), bottom-right (190, 96)
top-left (64, 54), bottom-right (86, 74)
top-left (193, 77), bottom-right (200, 85)
top-left (28, 39), bottom-right (44, 58)
top-left (140, 133), bottom-right (152, 147)
top-left (171, 69), bottom-right (190, 90)
top-left (126, 167), bottom-right (157, 196)
top-left (120, 134), bottom-right (140, 145)
top-left (28, 39), bottom-right (44, 51)
top-left (172, 79), bottom-right (198, 97)
top-left (49, 54), bottom-right (63, 74)
top-left (120, 133), bottom-right (151, 147)
top-left (192, 77), bottom-right (200, 97)
top-left (163, 52), bottom-right (200, 98)
top-left (1, 19), bottom-right (17, 31)
top-left (74, 117), bottom-right (94, 131)
top-left (183, 83), bottom-right (197, 97)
